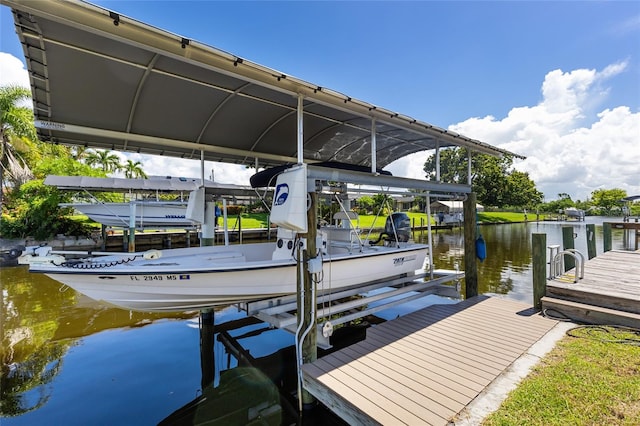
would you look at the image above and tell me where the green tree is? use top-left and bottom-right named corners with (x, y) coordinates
top-left (84, 149), bottom-right (122, 174)
top-left (0, 85), bottom-right (38, 210)
top-left (372, 193), bottom-right (393, 214)
top-left (423, 147), bottom-right (470, 183)
top-left (122, 159), bottom-right (147, 179)
top-left (590, 188), bottom-right (627, 214)
top-left (504, 170), bottom-right (543, 208)
top-left (355, 195), bottom-right (375, 215)
top-left (0, 180), bottom-right (91, 239)
top-left (423, 147), bottom-right (542, 208)
top-left (539, 193), bottom-right (575, 214)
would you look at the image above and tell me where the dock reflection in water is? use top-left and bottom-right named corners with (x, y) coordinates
top-left (0, 218), bottom-right (627, 424)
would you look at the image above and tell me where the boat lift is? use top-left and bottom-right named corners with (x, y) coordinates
top-left (239, 269), bottom-right (463, 350)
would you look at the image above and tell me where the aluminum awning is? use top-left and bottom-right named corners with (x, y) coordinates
top-left (3, 0), bottom-right (523, 172)
top-left (44, 175), bottom-right (258, 197)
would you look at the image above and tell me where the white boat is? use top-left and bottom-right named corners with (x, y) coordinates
top-left (564, 207), bottom-right (585, 220)
top-left (20, 165), bottom-right (429, 312)
top-left (48, 174), bottom-right (255, 229)
top-left (19, 222), bottom-right (428, 312)
top-left (63, 201), bottom-right (196, 228)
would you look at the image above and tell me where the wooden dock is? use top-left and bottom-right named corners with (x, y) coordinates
top-left (543, 249), bottom-right (640, 327)
top-left (301, 296), bottom-right (558, 425)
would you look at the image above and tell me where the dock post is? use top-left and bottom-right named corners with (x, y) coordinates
top-left (122, 229), bottom-right (127, 251)
top-left (532, 233), bottom-right (547, 309)
top-left (586, 224), bottom-right (596, 259)
top-left (463, 192), bottom-right (478, 298)
top-left (603, 222), bottom-right (612, 252)
top-left (561, 226), bottom-right (575, 272)
top-left (199, 309), bottom-right (215, 388)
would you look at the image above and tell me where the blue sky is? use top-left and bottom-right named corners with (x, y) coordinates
top-left (1, 1), bottom-right (639, 201)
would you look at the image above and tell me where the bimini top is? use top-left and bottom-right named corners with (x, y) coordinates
top-left (2, 0), bottom-right (523, 171)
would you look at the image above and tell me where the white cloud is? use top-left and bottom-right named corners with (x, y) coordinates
top-left (432, 62), bottom-right (639, 201)
top-left (0, 52), bottom-right (29, 88)
top-left (4, 52), bottom-right (638, 199)
top-left (116, 154), bottom-right (255, 185)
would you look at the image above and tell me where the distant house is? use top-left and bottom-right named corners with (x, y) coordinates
top-left (394, 196), bottom-right (415, 211)
top-left (430, 200), bottom-right (484, 213)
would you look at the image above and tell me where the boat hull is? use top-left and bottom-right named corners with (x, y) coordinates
top-left (34, 243), bottom-right (429, 312)
top-left (66, 202), bottom-right (196, 228)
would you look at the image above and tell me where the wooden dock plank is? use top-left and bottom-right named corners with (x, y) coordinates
top-left (302, 296), bottom-right (558, 425)
top-left (548, 250), bottom-right (640, 316)
top-left (323, 352), bottom-right (450, 424)
top-left (338, 344), bottom-right (472, 407)
top-left (358, 335), bottom-right (491, 393)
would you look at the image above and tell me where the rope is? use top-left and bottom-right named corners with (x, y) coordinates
top-left (542, 308), bottom-right (640, 346)
top-left (566, 325), bottom-right (640, 346)
top-left (55, 255), bottom-right (142, 269)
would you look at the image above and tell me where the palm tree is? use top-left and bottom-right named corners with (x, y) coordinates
top-left (122, 159), bottom-right (147, 179)
top-left (0, 85), bottom-right (37, 210)
top-left (84, 149), bottom-right (122, 174)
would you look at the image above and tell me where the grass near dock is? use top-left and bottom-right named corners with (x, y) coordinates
top-left (483, 325), bottom-right (640, 426)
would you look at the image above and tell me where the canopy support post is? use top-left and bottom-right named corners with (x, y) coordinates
top-left (467, 148), bottom-right (472, 186)
top-left (435, 142), bottom-right (441, 181)
top-left (425, 192), bottom-right (434, 280)
top-left (297, 95), bottom-right (304, 165)
top-left (371, 118), bottom-right (377, 174)
top-left (128, 201), bottom-right (136, 252)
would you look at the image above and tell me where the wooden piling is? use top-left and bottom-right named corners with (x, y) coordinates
top-left (603, 222), bottom-right (612, 252)
top-left (199, 309), bottom-right (215, 388)
top-left (586, 224), bottom-right (596, 260)
top-left (561, 226), bottom-right (575, 272)
top-left (532, 233), bottom-right (547, 310)
top-left (463, 193), bottom-right (478, 298)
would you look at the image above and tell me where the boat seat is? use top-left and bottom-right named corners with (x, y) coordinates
top-left (332, 211), bottom-right (359, 227)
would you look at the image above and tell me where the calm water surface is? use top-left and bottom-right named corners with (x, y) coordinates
top-left (0, 217), bottom-right (629, 424)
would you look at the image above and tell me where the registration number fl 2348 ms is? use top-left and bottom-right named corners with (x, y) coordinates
top-left (130, 275), bottom-right (180, 281)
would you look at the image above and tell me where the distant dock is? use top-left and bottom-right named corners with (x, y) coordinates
top-left (543, 249), bottom-right (640, 328)
top-left (302, 296), bottom-right (559, 425)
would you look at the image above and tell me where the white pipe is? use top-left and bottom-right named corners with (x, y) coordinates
top-left (222, 199), bottom-right (229, 246)
top-left (297, 261), bottom-right (317, 411)
top-left (294, 245), bottom-right (306, 412)
top-left (426, 193), bottom-right (434, 280)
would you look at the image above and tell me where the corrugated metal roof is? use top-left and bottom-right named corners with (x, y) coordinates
top-left (3, 0), bottom-right (523, 174)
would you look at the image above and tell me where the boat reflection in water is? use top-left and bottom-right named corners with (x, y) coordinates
top-left (0, 266), bottom-right (193, 419)
top-left (0, 266), bottom-right (354, 425)
top-left (160, 312), bottom-right (283, 426)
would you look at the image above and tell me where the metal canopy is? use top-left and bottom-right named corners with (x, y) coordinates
top-left (3, 0), bottom-right (523, 171)
top-left (43, 174), bottom-right (257, 197)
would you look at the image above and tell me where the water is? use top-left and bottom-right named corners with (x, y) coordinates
top-left (0, 217), bottom-right (629, 424)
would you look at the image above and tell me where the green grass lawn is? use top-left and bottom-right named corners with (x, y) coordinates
top-left (71, 210), bottom-right (541, 233)
top-left (483, 325), bottom-right (640, 426)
